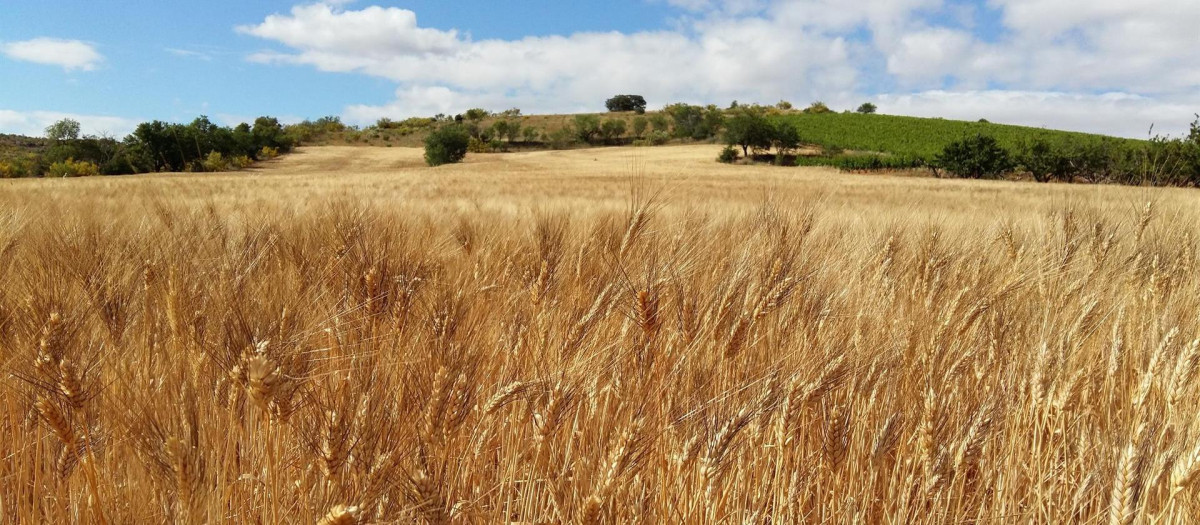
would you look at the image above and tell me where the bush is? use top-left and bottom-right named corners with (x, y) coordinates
top-left (573, 115), bottom-right (602, 144)
top-left (717, 145), bottom-right (739, 163)
top-left (803, 101), bottom-right (833, 114)
top-left (259, 146), bottom-right (280, 160)
top-left (201, 151), bottom-right (230, 172)
top-left (647, 130), bottom-right (671, 146)
top-left (522, 127), bottom-right (541, 143)
top-left (605, 95), bottom-right (647, 114)
top-left (464, 108), bottom-right (490, 121)
top-left (777, 100), bottom-right (794, 111)
top-left (664, 103), bottom-right (724, 140)
top-left (424, 124), bottom-right (472, 166)
top-left (231, 155), bottom-right (254, 170)
top-left (856, 103), bottom-right (877, 114)
top-left (632, 116), bottom-right (649, 139)
top-left (47, 158), bottom-right (99, 177)
top-left (600, 119), bottom-right (627, 143)
top-left (547, 128), bottom-right (577, 150)
top-left (649, 114), bottom-right (670, 133)
top-left (934, 134), bottom-right (1014, 179)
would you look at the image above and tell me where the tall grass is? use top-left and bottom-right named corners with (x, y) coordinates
top-left (1, 192), bottom-right (1199, 523)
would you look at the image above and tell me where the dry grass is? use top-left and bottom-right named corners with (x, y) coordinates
top-left (2, 145), bottom-right (1200, 522)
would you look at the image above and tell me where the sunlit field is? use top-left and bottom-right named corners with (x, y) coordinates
top-left (3, 145), bottom-right (1200, 523)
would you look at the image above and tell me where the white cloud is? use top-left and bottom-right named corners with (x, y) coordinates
top-left (238, 1), bottom-right (1200, 136)
top-left (0, 110), bottom-right (139, 138)
top-left (1, 38), bottom-right (103, 71)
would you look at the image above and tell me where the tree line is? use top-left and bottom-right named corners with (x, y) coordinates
top-left (1, 116), bottom-right (298, 178)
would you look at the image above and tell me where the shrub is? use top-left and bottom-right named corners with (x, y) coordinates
top-left (547, 128), bottom-right (577, 150)
top-left (632, 116), bottom-right (649, 138)
top-left (856, 103), bottom-right (877, 114)
top-left (934, 134), bottom-right (1014, 179)
top-left (424, 124), bottom-right (472, 166)
top-left (776, 100), bottom-right (794, 111)
top-left (522, 126), bottom-right (541, 143)
top-left (488, 138), bottom-right (507, 152)
top-left (573, 115), bottom-right (602, 144)
top-left (259, 146), bottom-right (280, 160)
top-left (1018, 138), bottom-right (1072, 183)
top-left (649, 114), bottom-right (670, 133)
top-left (647, 130), bottom-right (671, 146)
top-left (803, 101), bottom-right (833, 114)
top-left (464, 108), bottom-right (490, 121)
top-left (717, 145), bottom-right (739, 163)
top-left (202, 151), bottom-right (230, 172)
top-left (605, 95), bottom-right (647, 114)
top-left (600, 119), bottom-right (627, 143)
top-left (468, 137), bottom-right (489, 154)
top-left (231, 155), bottom-right (254, 170)
top-left (664, 103), bottom-right (724, 140)
top-left (47, 158), bottom-right (99, 177)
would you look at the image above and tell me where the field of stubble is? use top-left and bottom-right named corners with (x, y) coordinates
top-left (2, 144), bottom-right (1200, 523)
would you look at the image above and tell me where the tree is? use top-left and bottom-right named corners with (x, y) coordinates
top-left (522, 126), bottom-right (541, 143)
top-left (573, 115), bottom-right (602, 144)
top-left (424, 124), bottom-right (471, 166)
top-left (1018, 138), bottom-right (1071, 183)
top-left (649, 113), bottom-right (670, 133)
top-left (803, 101), bottom-right (833, 114)
top-left (631, 116), bottom-right (649, 139)
top-left (856, 103), bottom-right (878, 114)
top-left (45, 118), bottom-right (81, 141)
top-left (605, 95), bottom-right (647, 114)
top-left (723, 108), bottom-right (773, 157)
top-left (600, 119), bottom-right (627, 143)
top-left (771, 120), bottom-right (802, 156)
top-left (664, 103), bottom-right (724, 140)
top-left (777, 100), bottom-right (794, 111)
top-left (934, 134), bottom-right (1014, 179)
top-left (464, 108), bottom-right (490, 121)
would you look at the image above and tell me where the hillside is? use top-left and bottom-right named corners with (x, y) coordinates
top-left (779, 112), bottom-right (1141, 158)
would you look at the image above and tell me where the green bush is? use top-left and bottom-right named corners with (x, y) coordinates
top-left (803, 101), bottom-right (833, 114)
top-left (231, 155), bottom-right (254, 170)
top-left (201, 151), bottom-right (230, 172)
top-left (605, 95), bottom-right (647, 113)
top-left (632, 116), bottom-right (649, 139)
top-left (547, 128), bottom-right (577, 150)
top-left (573, 115), bottom-right (602, 144)
top-left (425, 124), bottom-right (472, 166)
top-left (522, 127), bottom-right (541, 143)
top-left (259, 146), bottom-right (280, 160)
top-left (600, 119), bottom-right (627, 143)
top-left (856, 103), bottom-right (877, 114)
top-left (468, 137), bottom-right (489, 153)
top-left (934, 134), bottom-right (1014, 179)
top-left (47, 158), bottom-right (100, 177)
top-left (647, 130), bottom-right (671, 146)
top-left (717, 145), bottom-right (739, 163)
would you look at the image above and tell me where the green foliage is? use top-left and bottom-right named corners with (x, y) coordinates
top-left (522, 126), bottom-right (541, 143)
top-left (803, 101), bottom-right (833, 114)
top-left (201, 151), bottom-right (230, 172)
top-left (647, 130), bottom-right (671, 146)
top-left (717, 145), bottom-right (739, 163)
top-left (605, 95), bottom-right (647, 113)
top-left (547, 127), bottom-right (577, 150)
top-left (573, 115), bottom-right (602, 144)
top-left (600, 119), bottom-right (627, 143)
top-left (47, 158), bottom-right (99, 177)
top-left (934, 134), bottom-right (1014, 179)
top-left (464, 108), bottom-right (490, 121)
top-left (259, 146), bottom-right (280, 160)
top-left (771, 120), bottom-right (802, 156)
top-left (795, 154), bottom-right (926, 171)
top-left (856, 103), bottom-right (877, 114)
top-left (45, 119), bottom-right (82, 141)
top-left (632, 116), bottom-right (649, 139)
top-left (776, 100), bottom-right (793, 111)
top-left (664, 103), bottom-right (724, 140)
top-left (1018, 138), bottom-right (1072, 182)
top-left (723, 108), bottom-right (774, 156)
top-left (425, 124), bottom-right (472, 166)
top-left (649, 113), bottom-right (670, 133)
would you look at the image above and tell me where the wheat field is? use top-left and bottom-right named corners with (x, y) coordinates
top-left (2, 145), bottom-right (1200, 523)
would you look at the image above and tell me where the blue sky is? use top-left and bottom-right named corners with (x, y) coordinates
top-left (2, 0), bottom-right (1197, 138)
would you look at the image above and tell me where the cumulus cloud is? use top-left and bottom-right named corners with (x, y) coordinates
top-left (238, 1), bottom-right (1200, 137)
top-left (0, 110), bottom-right (139, 138)
top-left (1, 38), bottom-right (103, 71)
